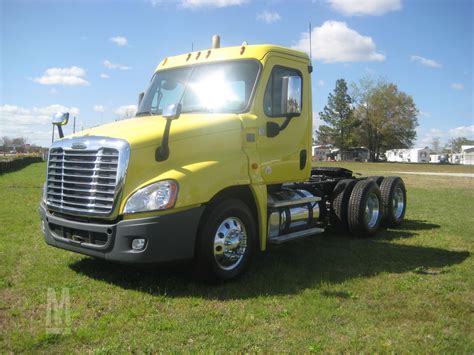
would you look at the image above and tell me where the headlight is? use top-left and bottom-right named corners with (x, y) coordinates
top-left (124, 180), bottom-right (178, 213)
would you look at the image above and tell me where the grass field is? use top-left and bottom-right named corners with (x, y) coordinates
top-left (1, 162), bottom-right (473, 352)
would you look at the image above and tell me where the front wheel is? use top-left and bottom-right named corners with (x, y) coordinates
top-left (194, 199), bottom-right (256, 281)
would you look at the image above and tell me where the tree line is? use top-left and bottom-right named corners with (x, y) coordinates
top-left (1, 136), bottom-right (44, 154)
top-left (316, 78), bottom-right (418, 161)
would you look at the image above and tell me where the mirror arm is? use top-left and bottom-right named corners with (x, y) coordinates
top-left (155, 119), bottom-right (173, 162)
top-left (266, 113), bottom-right (300, 138)
top-left (57, 125), bottom-right (64, 139)
top-left (278, 116), bottom-right (293, 131)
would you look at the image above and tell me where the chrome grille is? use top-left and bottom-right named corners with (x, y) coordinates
top-left (46, 137), bottom-right (130, 217)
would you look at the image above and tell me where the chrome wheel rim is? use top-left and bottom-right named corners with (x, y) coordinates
top-left (393, 187), bottom-right (404, 219)
top-left (213, 217), bottom-right (247, 271)
top-left (365, 193), bottom-right (380, 228)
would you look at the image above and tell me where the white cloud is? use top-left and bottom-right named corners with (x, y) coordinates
top-left (180, 0), bottom-right (248, 8)
top-left (419, 111), bottom-right (432, 118)
top-left (451, 83), bottom-right (464, 91)
top-left (410, 55), bottom-right (442, 68)
top-left (93, 105), bottom-right (105, 113)
top-left (418, 125), bottom-right (474, 147)
top-left (115, 105), bottom-right (137, 119)
top-left (256, 10), bottom-right (281, 24)
top-left (100, 73), bottom-right (110, 79)
top-left (33, 66), bottom-right (89, 86)
top-left (449, 125), bottom-right (474, 137)
top-left (328, 0), bottom-right (402, 16)
top-left (312, 112), bottom-right (325, 130)
top-left (292, 21), bottom-right (385, 63)
top-left (318, 80), bottom-right (325, 86)
top-left (110, 36), bottom-right (128, 46)
top-left (49, 88), bottom-right (58, 94)
top-left (103, 60), bottom-right (131, 70)
top-left (146, 0), bottom-right (162, 6)
top-left (0, 104), bottom-right (81, 146)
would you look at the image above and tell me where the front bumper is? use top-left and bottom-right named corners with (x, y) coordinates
top-left (39, 204), bottom-right (204, 264)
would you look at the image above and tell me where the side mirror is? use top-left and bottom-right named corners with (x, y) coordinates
top-left (52, 112), bottom-right (69, 126)
top-left (162, 103), bottom-right (182, 120)
top-left (281, 76), bottom-right (302, 116)
top-left (266, 122), bottom-right (280, 138)
top-left (138, 92), bottom-right (145, 107)
top-left (51, 112), bottom-right (69, 140)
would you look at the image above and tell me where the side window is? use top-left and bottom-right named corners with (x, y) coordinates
top-left (264, 67), bottom-right (302, 117)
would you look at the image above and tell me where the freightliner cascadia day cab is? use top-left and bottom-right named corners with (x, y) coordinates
top-left (40, 36), bottom-right (407, 280)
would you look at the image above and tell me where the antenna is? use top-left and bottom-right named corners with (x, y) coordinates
top-left (309, 22), bottom-right (312, 62)
top-left (191, 42), bottom-right (194, 51)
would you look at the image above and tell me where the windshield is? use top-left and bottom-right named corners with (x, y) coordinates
top-left (137, 60), bottom-right (259, 116)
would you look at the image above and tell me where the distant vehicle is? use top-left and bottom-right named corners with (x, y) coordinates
top-left (439, 155), bottom-right (449, 164)
top-left (377, 153), bottom-right (387, 162)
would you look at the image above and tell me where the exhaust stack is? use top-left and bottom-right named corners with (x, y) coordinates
top-left (211, 35), bottom-right (220, 49)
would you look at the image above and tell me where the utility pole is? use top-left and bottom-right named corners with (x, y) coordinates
top-left (73, 116), bottom-right (76, 133)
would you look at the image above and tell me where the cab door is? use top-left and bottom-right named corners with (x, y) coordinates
top-left (252, 54), bottom-right (312, 184)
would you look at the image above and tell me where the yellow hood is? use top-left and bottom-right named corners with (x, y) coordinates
top-left (70, 113), bottom-right (242, 150)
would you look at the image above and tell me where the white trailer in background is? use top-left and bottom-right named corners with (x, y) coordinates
top-left (461, 145), bottom-right (474, 165)
top-left (385, 148), bottom-right (431, 163)
top-left (312, 145), bottom-right (331, 161)
top-left (430, 154), bottom-right (442, 163)
top-left (450, 153), bottom-right (461, 164)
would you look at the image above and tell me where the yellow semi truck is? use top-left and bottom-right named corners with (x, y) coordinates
top-left (40, 36), bottom-right (407, 280)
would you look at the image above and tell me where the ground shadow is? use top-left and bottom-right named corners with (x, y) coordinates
top-left (69, 219), bottom-right (467, 300)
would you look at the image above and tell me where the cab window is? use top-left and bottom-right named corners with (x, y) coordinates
top-left (264, 67), bottom-right (302, 117)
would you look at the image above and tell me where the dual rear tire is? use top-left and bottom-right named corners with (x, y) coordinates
top-left (330, 177), bottom-right (407, 237)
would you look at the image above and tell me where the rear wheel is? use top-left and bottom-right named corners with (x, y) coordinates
top-left (194, 199), bottom-right (256, 281)
top-left (348, 180), bottom-right (382, 237)
top-left (330, 179), bottom-right (357, 230)
top-left (367, 176), bottom-right (384, 186)
top-left (380, 177), bottom-right (407, 227)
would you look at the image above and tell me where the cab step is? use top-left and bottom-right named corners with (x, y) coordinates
top-left (268, 227), bottom-right (325, 244)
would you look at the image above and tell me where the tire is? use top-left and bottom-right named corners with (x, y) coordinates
top-left (367, 176), bottom-right (384, 186)
top-left (330, 179), bottom-right (357, 230)
top-left (380, 176), bottom-right (407, 227)
top-left (194, 199), bottom-right (257, 281)
top-left (348, 180), bottom-right (382, 237)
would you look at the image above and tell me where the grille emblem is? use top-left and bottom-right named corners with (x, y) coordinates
top-left (72, 142), bottom-right (87, 149)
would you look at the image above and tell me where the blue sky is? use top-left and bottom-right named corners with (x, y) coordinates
top-left (1, 0), bottom-right (472, 148)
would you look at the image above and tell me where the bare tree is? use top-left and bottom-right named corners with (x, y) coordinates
top-left (431, 136), bottom-right (441, 154)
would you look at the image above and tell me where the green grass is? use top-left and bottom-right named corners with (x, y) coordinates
top-left (1, 162), bottom-right (473, 352)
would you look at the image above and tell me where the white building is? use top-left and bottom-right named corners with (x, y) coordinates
top-left (385, 148), bottom-right (431, 163)
top-left (430, 154), bottom-right (442, 163)
top-left (312, 145), bottom-right (331, 161)
top-left (450, 153), bottom-right (461, 164)
top-left (461, 145), bottom-right (474, 165)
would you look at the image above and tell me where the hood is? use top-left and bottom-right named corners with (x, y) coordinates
top-left (69, 113), bottom-right (242, 150)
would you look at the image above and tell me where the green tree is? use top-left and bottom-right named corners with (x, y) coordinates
top-left (316, 79), bottom-right (357, 150)
top-left (352, 79), bottom-right (418, 161)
